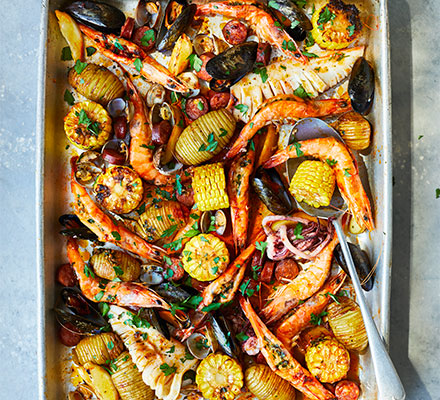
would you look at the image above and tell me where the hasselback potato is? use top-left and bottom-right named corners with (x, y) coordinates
top-left (94, 166), bottom-right (144, 214)
top-left (174, 109), bottom-right (235, 165)
top-left (64, 101), bottom-right (112, 150)
top-left (245, 364), bottom-right (296, 400)
top-left (333, 111), bottom-right (371, 150)
top-left (137, 200), bottom-right (186, 242)
top-left (196, 353), bottom-right (243, 400)
top-left (327, 297), bottom-right (368, 352)
top-left (305, 336), bottom-right (350, 383)
top-left (90, 248), bottom-right (141, 281)
top-left (111, 351), bottom-right (155, 400)
top-left (182, 234), bottom-right (229, 281)
top-left (68, 63), bottom-right (125, 106)
top-left (73, 332), bottom-right (124, 365)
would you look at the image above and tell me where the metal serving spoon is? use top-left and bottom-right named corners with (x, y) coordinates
top-left (286, 117), bottom-right (405, 400)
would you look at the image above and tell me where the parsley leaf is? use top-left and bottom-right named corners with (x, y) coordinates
top-left (343, 168), bottom-right (352, 177)
top-left (255, 241), bottom-right (267, 256)
top-left (268, 0), bottom-right (280, 9)
top-left (74, 60), bottom-right (87, 74)
top-left (326, 158), bottom-right (337, 166)
top-left (160, 363), bottom-right (177, 376)
top-left (64, 89), bottom-right (75, 106)
top-left (317, 6), bottom-right (336, 25)
top-left (161, 224), bottom-right (178, 238)
top-left (236, 332), bottom-right (249, 342)
top-left (235, 104), bottom-right (249, 115)
top-left (436, 188), bottom-right (440, 199)
top-left (175, 174), bottom-right (183, 195)
top-left (347, 24), bottom-right (356, 37)
top-left (111, 231), bottom-right (121, 241)
top-left (134, 58), bottom-right (143, 73)
top-left (188, 54), bottom-right (203, 72)
top-left (294, 223), bottom-right (304, 240)
top-left (61, 46), bottom-right (72, 61)
top-left (254, 66), bottom-right (268, 83)
top-left (311, 311), bottom-right (328, 325)
top-left (141, 29), bottom-right (155, 46)
top-left (86, 46), bottom-right (96, 56)
top-left (293, 84), bottom-right (310, 99)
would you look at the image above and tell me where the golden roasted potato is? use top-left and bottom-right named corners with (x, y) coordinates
top-left (168, 34), bottom-right (193, 76)
top-left (82, 362), bottom-right (119, 400)
top-left (55, 10), bottom-right (84, 61)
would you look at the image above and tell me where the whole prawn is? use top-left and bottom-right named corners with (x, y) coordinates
top-left (275, 271), bottom-right (346, 349)
top-left (79, 24), bottom-right (188, 92)
top-left (260, 233), bottom-right (339, 323)
top-left (226, 95), bottom-right (352, 159)
top-left (240, 297), bottom-right (337, 400)
top-left (264, 136), bottom-right (374, 231)
top-left (196, 0), bottom-right (306, 62)
top-left (71, 157), bottom-right (165, 262)
top-left (228, 144), bottom-right (256, 252)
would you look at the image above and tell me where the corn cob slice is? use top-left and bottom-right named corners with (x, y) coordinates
top-left (182, 234), bottom-right (229, 281)
top-left (72, 332), bottom-right (124, 365)
top-left (90, 248), bottom-right (141, 281)
top-left (111, 351), bottom-right (155, 400)
top-left (193, 163), bottom-right (229, 212)
top-left (289, 160), bottom-right (335, 208)
top-left (196, 353), bottom-right (243, 400)
top-left (136, 200), bottom-right (186, 242)
top-left (64, 101), bottom-right (112, 150)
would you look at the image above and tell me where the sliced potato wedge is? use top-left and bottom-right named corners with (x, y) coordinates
top-left (55, 10), bottom-right (84, 61)
top-left (168, 34), bottom-right (193, 76)
top-left (82, 362), bottom-right (119, 400)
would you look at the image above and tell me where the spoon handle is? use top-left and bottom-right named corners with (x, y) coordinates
top-left (332, 221), bottom-right (405, 400)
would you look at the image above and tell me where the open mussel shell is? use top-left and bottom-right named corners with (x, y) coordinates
top-left (65, 1), bottom-right (126, 34)
top-left (156, 4), bottom-right (197, 51)
top-left (136, 0), bottom-right (161, 27)
top-left (187, 332), bottom-right (212, 359)
top-left (55, 288), bottom-right (107, 335)
top-left (152, 282), bottom-right (192, 303)
top-left (348, 57), bottom-right (375, 115)
top-left (267, 0), bottom-right (311, 40)
top-left (59, 214), bottom-right (98, 240)
top-left (139, 264), bottom-right (165, 285)
top-left (211, 315), bottom-right (240, 359)
top-left (159, 308), bottom-right (192, 329)
top-left (200, 210), bottom-right (227, 235)
top-left (252, 166), bottom-right (294, 215)
top-left (206, 42), bottom-right (258, 81)
top-left (334, 243), bottom-right (375, 291)
top-left (139, 308), bottom-right (171, 339)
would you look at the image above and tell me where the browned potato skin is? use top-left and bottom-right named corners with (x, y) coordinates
top-left (68, 63), bottom-right (125, 106)
top-left (81, 362), bottom-right (119, 400)
top-left (168, 34), bottom-right (193, 76)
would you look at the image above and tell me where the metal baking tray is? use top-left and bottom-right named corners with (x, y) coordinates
top-left (36, 0), bottom-right (392, 398)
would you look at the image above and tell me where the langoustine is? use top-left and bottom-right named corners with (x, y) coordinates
top-left (263, 136), bottom-right (374, 231)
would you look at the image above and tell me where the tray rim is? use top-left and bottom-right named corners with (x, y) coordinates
top-left (35, 0), bottom-right (393, 397)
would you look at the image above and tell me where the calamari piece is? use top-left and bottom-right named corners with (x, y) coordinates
top-left (109, 305), bottom-right (198, 400)
top-left (231, 47), bottom-right (364, 122)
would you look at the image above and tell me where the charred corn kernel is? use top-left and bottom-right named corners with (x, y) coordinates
top-left (305, 337), bottom-right (350, 383)
top-left (90, 248), bottom-right (141, 281)
top-left (289, 160), bottom-right (336, 208)
top-left (245, 364), bottom-right (296, 400)
top-left (94, 166), bottom-right (143, 214)
top-left (68, 63), bottom-right (125, 106)
top-left (333, 111), bottom-right (371, 150)
top-left (182, 234), bottom-right (229, 281)
top-left (311, 0), bottom-right (362, 50)
top-left (64, 101), bottom-right (112, 150)
top-left (136, 200), bottom-right (186, 242)
top-left (327, 297), bottom-right (368, 352)
top-left (73, 333), bottom-right (123, 365)
top-left (111, 351), bottom-right (155, 400)
top-left (175, 109), bottom-right (236, 165)
top-left (193, 163), bottom-right (229, 212)
top-left (196, 353), bottom-right (243, 400)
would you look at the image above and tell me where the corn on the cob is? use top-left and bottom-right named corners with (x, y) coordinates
top-left (196, 353), bottom-right (243, 400)
top-left (305, 336), bottom-right (350, 383)
top-left (289, 160), bottom-right (335, 208)
top-left (64, 101), bottom-right (112, 150)
top-left (193, 163), bottom-right (229, 211)
top-left (182, 234), bottom-right (229, 281)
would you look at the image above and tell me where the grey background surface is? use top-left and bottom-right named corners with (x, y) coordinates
top-left (0, 0), bottom-right (438, 398)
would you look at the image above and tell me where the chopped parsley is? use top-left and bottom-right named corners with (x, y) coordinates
top-left (234, 104), bottom-right (249, 115)
top-left (75, 109), bottom-right (100, 136)
top-left (236, 332), bottom-right (250, 342)
top-left (160, 363), bottom-right (177, 376)
top-left (111, 231), bottom-right (121, 241)
top-left (343, 168), bottom-right (352, 177)
top-left (268, 0), bottom-right (280, 9)
top-left (86, 46), bottom-right (96, 56)
top-left (436, 188), bottom-right (440, 199)
top-left (317, 6), bottom-right (336, 29)
top-left (95, 291), bottom-right (104, 301)
top-left (74, 60), bottom-right (87, 74)
top-left (293, 85), bottom-right (311, 100)
top-left (326, 158), bottom-right (338, 166)
top-left (305, 32), bottom-right (315, 48)
top-left (219, 128), bottom-right (228, 137)
top-left (254, 66), bottom-right (268, 83)
top-left (61, 46), bottom-right (72, 61)
top-left (347, 24), bottom-right (356, 37)
top-left (188, 54), bottom-right (203, 72)
top-left (133, 58), bottom-right (143, 73)
top-left (113, 266), bottom-right (124, 277)
top-left (84, 264), bottom-right (95, 279)
top-left (294, 223), bottom-right (304, 240)
top-left (290, 141), bottom-right (304, 157)
top-left (311, 311), bottom-right (328, 325)
top-left (255, 241), bottom-right (268, 256)
top-left (161, 224), bottom-right (178, 238)
top-left (64, 89), bottom-right (75, 106)
top-left (141, 29), bottom-right (155, 46)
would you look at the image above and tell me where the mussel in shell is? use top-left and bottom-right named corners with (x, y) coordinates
top-left (267, 0), bottom-right (312, 42)
top-left (156, 4), bottom-right (197, 51)
top-left (252, 167), bottom-right (294, 215)
top-left (65, 1), bottom-right (126, 34)
top-left (206, 42), bottom-right (258, 82)
top-left (55, 288), bottom-right (107, 335)
top-left (139, 308), bottom-right (171, 339)
top-left (59, 214), bottom-right (98, 241)
top-left (152, 282), bottom-right (192, 303)
top-left (211, 315), bottom-right (240, 359)
top-left (334, 242), bottom-right (375, 291)
top-left (348, 57), bottom-right (375, 115)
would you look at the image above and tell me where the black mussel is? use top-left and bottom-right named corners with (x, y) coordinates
top-left (59, 214), bottom-right (98, 240)
top-left (65, 1), bottom-right (126, 34)
top-left (55, 288), bottom-right (107, 335)
top-left (158, 309), bottom-right (192, 329)
top-left (334, 243), bottom-right (375, 291)
top-left (211, 315), bottom-right (240, 359)
top-left (348, 57), bottom-right (375, 115)
top-left (209, 79), bottom-right (235, 93)
top-left (152, 282), bottom-right (192, 303)
top-left (267, 0), bottom-right (312, 40)
top-left (206, 42), bottom-right (258, 82)
top-left (252, 166), bottom-right (294, 215)
top-left (139, 308), bottom-right (171, 339)
top-left (156, 4), bottom-right (196, 51)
